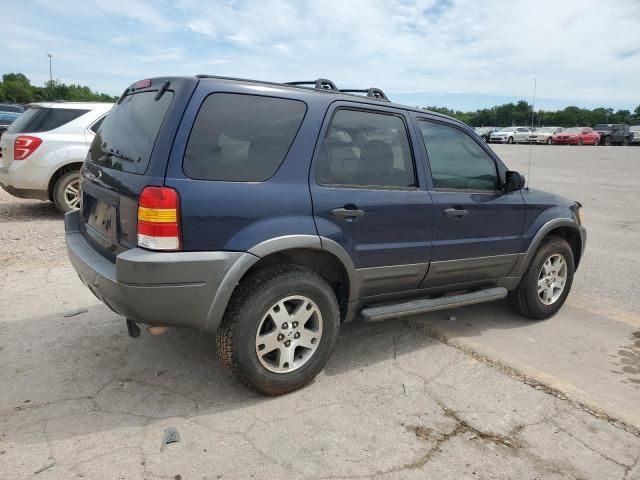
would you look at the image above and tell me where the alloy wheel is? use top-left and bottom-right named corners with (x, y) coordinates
top-left (64, 178), bottom-right (81, 210)
top-left (537, 254), bottom-right (567, 305)
top-left (255, 295), bottom-right (323, 373)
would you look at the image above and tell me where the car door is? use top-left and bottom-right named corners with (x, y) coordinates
top-left (413, 116), bottom-right (526, 288)
top-left (515, 127), bottom-right (529, 143)
top-left (310, 103), bottom-right (434, 299)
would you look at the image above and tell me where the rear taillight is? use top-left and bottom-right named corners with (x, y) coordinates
top-left (14, 136), bottom-right (43, 160)
top-left (137, 186), bottom-right (181, 251)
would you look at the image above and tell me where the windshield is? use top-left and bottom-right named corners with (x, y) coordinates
top-left (497, 127), bottom-right (514, 132)
top-left (534, 127), bottom-right (555, 133)
top-left (563, 127), bottom-right (582, 133)
top-left (594, 124), bottom-right (612, 131)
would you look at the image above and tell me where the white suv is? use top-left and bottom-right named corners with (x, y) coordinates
top-left (0, 102), bottom-right (113, 212)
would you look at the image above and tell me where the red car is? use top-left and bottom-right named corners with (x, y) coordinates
top-left (552, 127), bottom-right (600, 145)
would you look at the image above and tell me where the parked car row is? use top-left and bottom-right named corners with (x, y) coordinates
top-left (475, 123), bottom-right (637, 146)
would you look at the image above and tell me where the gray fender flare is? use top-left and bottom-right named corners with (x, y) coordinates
top-left (510, 218), bottom-right (582, 278)
top-left (202, 235), bottom-right (357, 332)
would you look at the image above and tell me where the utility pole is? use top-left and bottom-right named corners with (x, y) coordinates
top-left (47, 54), bottom-right (53, 86)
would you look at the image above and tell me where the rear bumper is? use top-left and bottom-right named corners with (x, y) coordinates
top-left (0, 180), bottom-right (49, 200)
top-left (0, 162), bottom-right (50, 199)
top-left (65, 210), bottom-right (256, 331)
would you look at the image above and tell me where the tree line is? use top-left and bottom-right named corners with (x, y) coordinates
top-left (0, 73), bottom-right (118, 104)
top-left (2, 72), bottom-right (638, 127)
top-left (426, 100), bottom-right (640, 128)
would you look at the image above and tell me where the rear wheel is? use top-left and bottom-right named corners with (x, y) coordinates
top-left (509, 236), bottom-right (575, 320)
top-left (53, 170), bottom-right (81, 213)
top-left (603, 136), bottom-right (611, 146)
top-left (622, 138), bottom-right (629, 146)
top-left (577, 138), bottom-right (583, 146)
top-left (217, 265), bottom-right (340, 395)
top-left (546, 137), bottom-right (553, 145)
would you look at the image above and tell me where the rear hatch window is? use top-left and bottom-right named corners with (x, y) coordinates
top-left (87, 91), bottom-right (174, 175)
top-left (7, 107), bottom-right (88, 133)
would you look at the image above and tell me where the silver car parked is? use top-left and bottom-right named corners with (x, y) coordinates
top-left (529, 127), bottom-right (564, 145)
top-left (490, 126), bottom-right (531, 144)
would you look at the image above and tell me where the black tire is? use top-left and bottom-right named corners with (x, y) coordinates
top-left (622, 138), bottom-right (629, 146)
top-left (217, 264), bottom-right (340, 396)
top-left (53, 170), bottom-right (81, 213)
top-left (577, 138), bottom-right (582, 146)
top-left (603, 136), bottom-right (611, 146)
top-left (507, 136), bottom-right (514, 144)
top-left (509, 236), bottom-right (575, 320)
top-left (546, 137), bottom-right (553, 145)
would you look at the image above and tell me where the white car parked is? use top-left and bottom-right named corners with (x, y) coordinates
top-left (0, 102), bottom-right (112, 212)
top-left (528, 127), bottom-right (564, 145)
top-left (490, 126), bottom-right (531, 144)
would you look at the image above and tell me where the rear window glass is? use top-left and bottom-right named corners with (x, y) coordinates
top-left (183, 93), bottom-right (306, 182)
top-left (7, 107), bottom-right (88, 133)
top-left (88, 92), bottom-right (173, 175)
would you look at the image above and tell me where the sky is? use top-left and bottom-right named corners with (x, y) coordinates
top-left (1, 0), bottom-right (639, 112)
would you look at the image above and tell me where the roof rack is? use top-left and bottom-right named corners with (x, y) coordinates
top-left (196, 75), bottom-right (390, 102)
top-left (285, 79), bottom-right (338, 91)
top-left (340, 88), bottom-right (388, 101)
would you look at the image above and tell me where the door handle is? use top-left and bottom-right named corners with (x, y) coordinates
top-left (444, 207), bottom-right (469, 218)
top-left (332, 206), bottom-right (365, 220)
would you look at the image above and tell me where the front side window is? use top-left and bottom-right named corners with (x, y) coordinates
top-left (316, 109), bottom-right (416, 189)
top-left (418, 120), bottom-right (499, 191)
top-left (183, 93), bottom-right (306, 182)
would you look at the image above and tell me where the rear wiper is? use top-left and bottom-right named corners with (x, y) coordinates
top-left (155, 81), bottom-right (170, 101)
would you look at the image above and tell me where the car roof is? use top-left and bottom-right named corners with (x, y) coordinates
top-left (192, 75), bottom-right (459, 122)
top-left (27, 102), bottom-right (114, 110)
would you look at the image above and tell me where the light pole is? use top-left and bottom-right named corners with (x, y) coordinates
top-left (47, 54), bottom-right (53, 86)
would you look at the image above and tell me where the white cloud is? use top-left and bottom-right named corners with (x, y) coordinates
top-left (1, 0), bottom-right (639, 109)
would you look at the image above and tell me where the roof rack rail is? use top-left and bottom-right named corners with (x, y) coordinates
top-left (285, 79), bottom-right (338, 91)
top-left (340, 88), bottom-right (389, 101)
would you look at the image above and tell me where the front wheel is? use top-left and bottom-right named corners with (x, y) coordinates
top-left (622, 138), bottom-right (629, 146)
top-left (507, 136), bottom-right (514, 144)
top-left (593, 137), bottom-right (600, 146)
top-left (546, 137), bottom-right (553, 145)
top-left (217, 265), bottom-right (340, 395)
top-left (603, 136), bottom-right (611, 146)
top-left (53, 170), bottom-right (81, 213)
top-left (509, 236), bottom-right (575, 320)
top-left (577, 138), bottom-right (583, 146)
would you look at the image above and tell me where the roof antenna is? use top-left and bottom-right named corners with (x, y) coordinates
top-left (526, 78), bottom-right (536, 190)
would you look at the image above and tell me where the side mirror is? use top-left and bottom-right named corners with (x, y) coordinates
top-left (504, 170), bottom-right (525, 192)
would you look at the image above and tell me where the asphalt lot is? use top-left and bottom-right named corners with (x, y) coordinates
top-left (1, 144), bottom-right (640, 479)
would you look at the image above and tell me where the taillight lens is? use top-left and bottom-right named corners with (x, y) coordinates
top-left (137, 186), bottom-right (181, 251)
top-left (14, 136), bottom-right (43, 160)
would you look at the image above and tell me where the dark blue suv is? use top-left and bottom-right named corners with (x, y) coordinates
top-left (65, 76), bottom-right (586, 395)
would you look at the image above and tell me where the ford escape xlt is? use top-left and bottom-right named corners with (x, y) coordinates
top-left (0, 102), bottom-right (113, 213)
top-left (65, 76), bottom-right (586, 395)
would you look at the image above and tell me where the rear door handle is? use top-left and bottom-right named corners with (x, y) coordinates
top-left (444, 207), bottom-right (469, 218)
top-left (332, 206), bottom-right (365, 220)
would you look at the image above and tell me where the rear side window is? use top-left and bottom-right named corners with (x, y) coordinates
top-left (316, 109), bottom-right (416, 189)
top-left (7, 107), bottom-right (88, 133)
top-left (88, 92), bottom-right (173, 175)
top-left (89, 116), bottom-right (105, 133)
top-left (419, 120), bottom-right (499, 191)
top-left (183, 93), bottom-right (306, 182)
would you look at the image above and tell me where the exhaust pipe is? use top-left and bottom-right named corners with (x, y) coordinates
top-left (147, 325), bottom-right (169, 336)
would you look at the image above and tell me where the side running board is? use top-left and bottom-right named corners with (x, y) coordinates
top-left (360, 287), bottom-right (508, 322)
